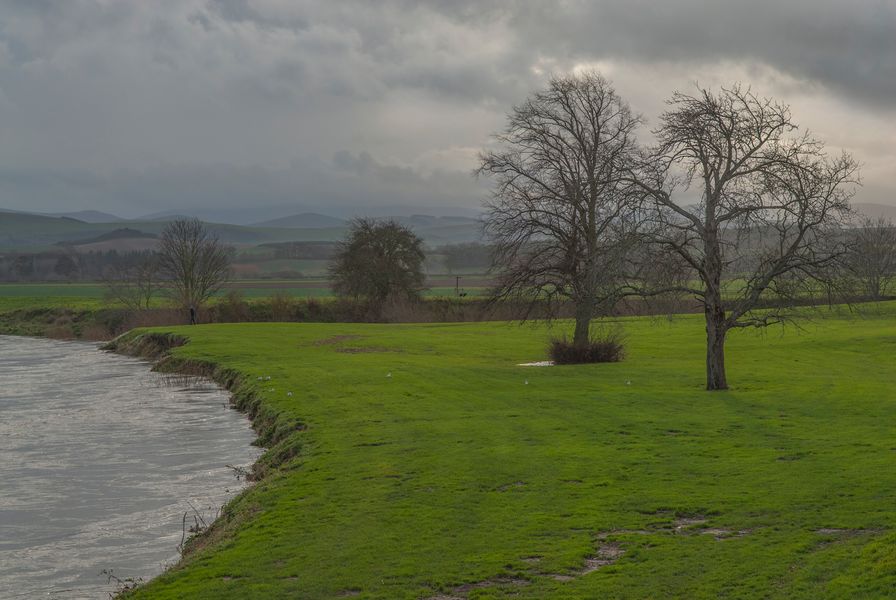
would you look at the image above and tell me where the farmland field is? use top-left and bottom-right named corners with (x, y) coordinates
top-left (113, 303), bottom-right (896, 599)
top-left (0, 278), bottom-right (491, 307)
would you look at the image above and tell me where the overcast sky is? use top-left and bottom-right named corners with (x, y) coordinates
top-left (0, 0), bottom-right (893, 218)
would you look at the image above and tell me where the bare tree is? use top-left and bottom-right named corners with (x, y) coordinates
top-left (103, 254), bottom-right (160, 311)
top-left (329, 218), bottom-right (426, 307)
top-left (478, 71), bottom-right (642, 347)
top-left (631, 85), bottom-right (858, 390)
top-left (158, 219), bottom-right (232, 311)
top-left (847, 216), bottom-right (896, 300)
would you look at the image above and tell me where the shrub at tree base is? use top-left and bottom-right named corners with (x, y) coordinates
top-left (549, 332), bottom-right (625, 364)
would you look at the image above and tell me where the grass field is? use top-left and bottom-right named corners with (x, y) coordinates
top-left (0, 280), bottom-right (489, 309)
top-left (112, 303), bottom-right (896, 599)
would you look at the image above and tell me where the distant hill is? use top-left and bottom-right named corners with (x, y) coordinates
top-left (0, 211), bottom-right (100, 249)
top-left (853, 203), bottom-right (896, 221)
top-left (0, 208), bottom-right (484, 251)
top-left (388, 214), bottom-right (480, 228)
top-left (56, 227), bottom-right (157, 247)
top-left (251, 213), bottom-right (347, 229)
top-left (49, 210), bottom-right (124, 223)
top-left (138, 212), bottom-right (197, 222)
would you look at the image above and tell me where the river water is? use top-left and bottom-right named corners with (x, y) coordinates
top-left (0, 335), bottom-right (261, 599)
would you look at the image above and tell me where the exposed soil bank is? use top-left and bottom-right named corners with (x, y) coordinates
top-left (106, 331), bottom-right (305, 484)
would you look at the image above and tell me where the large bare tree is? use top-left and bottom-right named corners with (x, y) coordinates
top-left (478, 72), bottom-right (642, 347)
top-left (847, 216), bottom-right (896, 300)
top-left (631, 85), bottom-right (858, 390)
top-left (158, 219), bottom-right (232, 311)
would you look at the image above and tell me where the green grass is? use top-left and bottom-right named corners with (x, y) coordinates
top-left (0, 295), bottom-right (104, 311)
top-left (119, 304), bottom-right (896, 599)
top-left (0, 282), bottom-right (488, 306)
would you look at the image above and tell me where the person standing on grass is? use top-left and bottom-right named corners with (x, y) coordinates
top-left (189, 305), bottom-right (197, 325)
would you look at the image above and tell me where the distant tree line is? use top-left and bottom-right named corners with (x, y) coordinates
top-left (253, 241), bottom-right (340, 260)
top-left (439, 242), bottom-right (494, 272)
top-left (0, 249), bottom-right (156, 282)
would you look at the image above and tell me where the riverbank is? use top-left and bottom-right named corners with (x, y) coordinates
top-left (0, 297), bottom-right (579, 342)
top-left (100, 305), bottom-right (895, 599)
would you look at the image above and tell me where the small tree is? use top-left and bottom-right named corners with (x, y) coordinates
top-left (12, 255), bottom-right (35, 279)
top-left (329, 218), bottom-right (426, 308)
top-left (631, 85), bottom-right (858, 390)
top-left (103, 254), bottom-right (160, 311)
top-left (158, 219), bottom-right (232, 310)
top-left (53, 254), bottom-right (80, 280)
top-left (847, 216), bottom-right (896, 300)
top-left (478, 71), bottom-right (642, 347)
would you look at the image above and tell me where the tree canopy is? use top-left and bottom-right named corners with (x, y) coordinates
top-left (329, 218), bottom-right (426, 306)
top-left (478, 71), bottom-right (642, 347)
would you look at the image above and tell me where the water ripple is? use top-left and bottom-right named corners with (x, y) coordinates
top-left (0, 335), bottom-right (260, 599)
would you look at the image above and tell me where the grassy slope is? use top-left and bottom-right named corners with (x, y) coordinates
top-left (122, 306), bottom-right (896, 599)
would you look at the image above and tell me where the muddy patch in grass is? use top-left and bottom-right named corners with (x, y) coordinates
top-left (495, 480), bottom-right (527, 492)
top-left (601, 510), bottom-right (753, 542)
top-left (423, 577), bottom-right (530, 600)
top-left (673, 515), bottom-right (709, 531)
top-left (814, 527), bottom-right (881, 536)
top-left (335, 345), bottom-right (398, 354)
top-left (701, 528), bottom-right (752, 540)
top-left (549, 541), bottom-right (625, 582)
top-left (312, 334), bottom-right (363, 346)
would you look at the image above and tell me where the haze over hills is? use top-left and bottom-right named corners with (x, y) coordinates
top-left (49, 210), bottom-right (124, 223)
top-left (853, 203), bottom-right (896, 221)
top-left (5, 199), bottom-right (895, 253)
top-left (0, 207), bottom-right (124, 223)
top-left (251, 213), bottom-right (347, 229)
top-left (0, 207), bottom-right (484, 251)
top-left (133, 204), bottom-right (483, 225)
top-left (5, 200), bottom-right (891, 253)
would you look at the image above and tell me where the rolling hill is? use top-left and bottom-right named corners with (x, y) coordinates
top-left (251, 212), bottom-right (347, 228)
top-left (0, 210), bottom-right (484, 251)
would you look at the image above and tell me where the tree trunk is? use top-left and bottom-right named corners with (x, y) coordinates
top-left (703, 225), bottom-right (728, 391)
top-left (705, 303), bottom-right (728, 390)
top-left (573, 301), bottom-right (593, 348)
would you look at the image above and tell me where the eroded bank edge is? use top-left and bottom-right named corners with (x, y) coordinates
top-left (103, 330), bottom-right (307, 588)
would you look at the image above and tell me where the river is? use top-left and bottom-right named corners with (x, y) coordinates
top-left (0, 335), bottom-right (260, 599)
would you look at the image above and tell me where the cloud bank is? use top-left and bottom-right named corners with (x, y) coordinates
top-left (0, 0), bottom-right (892, 217)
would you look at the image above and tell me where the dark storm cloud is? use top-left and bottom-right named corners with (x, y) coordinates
top-left (511, 0), bottom-right (896, 108)
top-left (0, 0), bottom-right (892, 217)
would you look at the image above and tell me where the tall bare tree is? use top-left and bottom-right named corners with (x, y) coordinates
top-left (631, 85), bottom-right (858, 390)
top-left (158, 219), bottom-right (232, 311)
top-left (478, 71), bottom-right (642, 347)
top-left (847, 216), bottom-right (896, 300)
